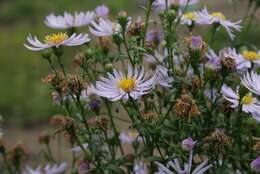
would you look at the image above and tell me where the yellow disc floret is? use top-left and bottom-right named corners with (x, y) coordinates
top-left (45, 33), bottom-right (68, 45)
top-left (183, 12), bottom-right (198, 21)
top-left (242, 51), bottom-right (260, 61)
top-left (241, 95), bottom-right (254, 105)
top-left (118, 78), bottom-right (135, 92)
top-left (211, 12), bottom-right (226, 20)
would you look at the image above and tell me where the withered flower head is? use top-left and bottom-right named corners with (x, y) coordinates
top-left (67, 75), bottom-right (83, 95)
top-left (191, 76), bottom-right (202, 91)
top-left (42, 72), bottom-right (67, 93)
top-left (203, 129), bottom-right (232, 153)
top-left (50, 115), bottom-right (75, 130)
top-left (88, 116), bottom-right (109, 130)
top-left (38, 132), bottom-right (50, 145)
top-left (74, 52), bottom-right (85, 67)
top-left (221, 57), bottom-right (236, 72)
top-left (253, 141), bottom-right (260, 151)
top-left (143, 112), bottom-right (157, 121)
top-left (99, 36), bottom-right (113, 51)
top-left (9, 142), bottom-right (27, 163)
top-left (77, 158), bottom-right (90, 174)
top-left (174, 93), bottom-right (200, 120)
top-left (128, 19), bottom-right (144, 36)
top-left (185, 35), bottom-right (208, 54)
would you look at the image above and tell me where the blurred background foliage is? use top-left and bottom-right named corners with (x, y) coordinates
top-left (0, 0), bottom-right (259, 125)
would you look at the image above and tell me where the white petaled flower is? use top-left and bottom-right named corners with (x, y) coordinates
top-left (44, 11), bottom-right (95, 29)
top-left (240, 50), bottom-right (260, 68)
top-left (155, 66), bottom-right (173, 88)
top-left (153, 0), bottom-right (199, 12)
top-left (155, 151), bottom-right (212, 174)
top-left (24, 33), bottom-right (90, 51)
top-left (181, 12), bottom-right (199, 26)
top-left (221, 84), bottom-right (260, 121)
top-left (241, 71), bottom-right (260, 96)
top-left (90, 65), bottom-right (155, 101)
top-left (89, 18), bottom-right (121, 37)
top-left (119, 130), bottom-right (142, 144)
top-left (196, 8), bottom-right (241, 40)
top-left (133, 161), bottom-right (148, 174)
top-left (23, 163), bottom-right (67, 174)
top-left (69, 143), bottom-right (89, 153)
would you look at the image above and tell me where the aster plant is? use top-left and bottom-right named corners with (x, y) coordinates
top-left (2, 0), bottom-right (260, 174)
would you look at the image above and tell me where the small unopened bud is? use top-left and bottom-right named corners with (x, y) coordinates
top-left (41, 49), bottom-right (52, 60)
top-left (105, 63), bottom-right (113, 71)
top-left (181, 137), bottom-right (196, 151)
top-left (166, 10), bottom-right (176, 21)
top-left (118, 11), bottom-right (128, 29)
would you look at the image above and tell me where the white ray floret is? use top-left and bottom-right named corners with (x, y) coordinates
top-left (24, 33), bottom-right (90, 51)
top-left (89, 18), bottom-right (121, 37)
top-left (155, 151), bottom-right (212, 174)
top-left (241, 71), bottom-right (260, 96)
top-left (221, 84), bottom-right (260, 121)
top-left (44, 11), bottom-right (95, 29)
top-left (90, 65), bottom-right (155, 101)
top-left (23, 163), bottom-right (67, 174)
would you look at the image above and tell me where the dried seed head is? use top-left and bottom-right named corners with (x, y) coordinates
top-left (221, 57), bottom-right (236, 72)
top-left (9, 142), bottom-right (27, 163)
top-left (67, 75), bottom-right (83, 95)
top-left (253, 141), bottom-right (260, 151)
top-left (203, 129), bottom-right (232, 153)
top-left (143, 112), bottom-right (156, 121)
top-left (99, 36), bottom-right (113, 51)
top-left (88, 116), bottom-right (109, 130)
top-left (128, 20), bottom-right (144, 36)
top-left (74, 52), bottom-right (85, 66)
top-left (191, 76), bottom-right (202, 91)
top-left (38, 132), bottom-right (50, 145)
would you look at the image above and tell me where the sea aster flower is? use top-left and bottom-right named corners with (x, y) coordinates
top-left (23, 163), bottom-right (67, 174)
top-left (221, 84), bottom-right (260, 121)
top-left (24, 33), bottom-right (90, 51)
top-left (155, 65), bottom-right (173, 88)
top-left (95, 5), bottom-right (109, 18)
top-left (155, 151), bottom-right (212, 174)
top-left (206, 49), bottom-right (221, 70)
top-left (251, 157), bottom-right (260, 172)
top-left (133, 161), bottom-right (148, 174)
top-left (196, 8), bottom-right (241, 40)
top-left (181, 12), bottom-right (199, 26)
top-left (90, 65), bottom-right (155, 101)
top-left (119, 130), bottom-right (142, 144)
top-left (89, 18), bottom-right (121, 37)
top-left (241, 71), bottom-right (260, 96)
top-left (44, 11), bottom-right (95, 29)
top-left (240, 50), bottom-right (260, 68)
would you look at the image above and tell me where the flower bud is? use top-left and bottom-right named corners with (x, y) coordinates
top-left (181, 137), bottom-right (196, 151)
top-left (117, 11), bottom-right (129, 29)
top-left (41, 49), bottom-right (52, 60)
top-left (166, 10), bottom-right (176, 21)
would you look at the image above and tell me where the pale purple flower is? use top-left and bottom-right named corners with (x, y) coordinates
top-left (156, 151), bottom-right (212, 174)
top-left (153, 0), bottom-right (199, 12)
top-left (24, 33), bottom-right (90, 51)
top-left (119, 130), bottom-right (142, 144)
top-left (95, 5), bottom-right (109, 18)
top-left (189, 36), bottom-right (203, 50)
top-left (89, 18), bottom-right (121, 37)
top-left (251, 157), bottom-right (260, 172)
top-left (77, 159), bottom-right (90, 174)
top-left (241, 71), bottom-right (260, 96)
top-left (70, 143), bottom-right (89, 153)
top-left (181, 137), bottom-right (196, 151)
top-left (44, 11), bottom-right (95, 29)
top-left (146, 29), bottom-right (163, 44)
top-left (23, 163), bottom-right (67, 174)
top-left (155, 65), bottom-right (173, 88)
top-left (90, 65), bottom-right (155, 101)
top-left (134, 161), bottom-right (148, 174)
top-left (206, 49), bottom-right (221, 70)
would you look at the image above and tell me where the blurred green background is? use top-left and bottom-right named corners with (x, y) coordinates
top-left (0, 0), bottom-right (259, 125)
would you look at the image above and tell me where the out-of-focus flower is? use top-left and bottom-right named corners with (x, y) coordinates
top-left (155, 151), bottom-right (212, 174)
top-left (188, 36), bottom-right (204, 50)
top-left (221, 84), bottom-right (260, 121)
top-left (128, 17), bottom-right (144, 36)
top-left (251, 157), bottom-right (260, 172)
top-left (70, 143), bottom-right (89, 153)
top-left (145, 29), bottom-right (163, 47)
top-left (23, 163), bottom-right (67, 174)
top-left (95, 5), bottom-right (109, 18)
top-left (206, 49), bottom-right (221, 70)
top-left (181, 12), bottom-right (198, 26)
top-left (241, 71), bottom-right (260, 96)
top-left (119, 130), bottom-right (142, 144)
top-left (24, 33), bottom-right (90, 51)
top-left (77, 159), bottom-right (90, 174)
top-left (90, 18), bottom-right (121, 37)
top-left (153, 0), bottom-right (199, 12)
top-left (90, 65), bottom-right (155, 101)
top-left (133, 161), bottom-right (148, 174)
top-left (155, 66), bottom-right (173, 88)
top-left (181, 137), bottom-right (197, 151)
top-left (44, 11), bottom-right (95, 29)
top-left (196, 8), bottom-right (241, 40)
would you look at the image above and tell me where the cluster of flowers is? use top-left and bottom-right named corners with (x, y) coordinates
top-left (1, 0), bottom-right (260, 173)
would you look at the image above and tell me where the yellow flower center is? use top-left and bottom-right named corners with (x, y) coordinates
top-left (128, 130), bottom-right (138, 139)
top-left (183, 12), bottom-right (197, 20)
top-left (118, 78), bottom-right (135, 92)
top-left (241, 95), bottom-right (254, 105)
top-left (44, 33), bottom-right (68, 45)
top-left (242, 51), bottom-right (260, 61)
top-left (211, 12), bottom-right (226, 20)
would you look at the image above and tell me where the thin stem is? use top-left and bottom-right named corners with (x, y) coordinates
top-left (142, 0), bottom-right (153, 47)
top-left (122, 30), bottom-right (134, 67)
